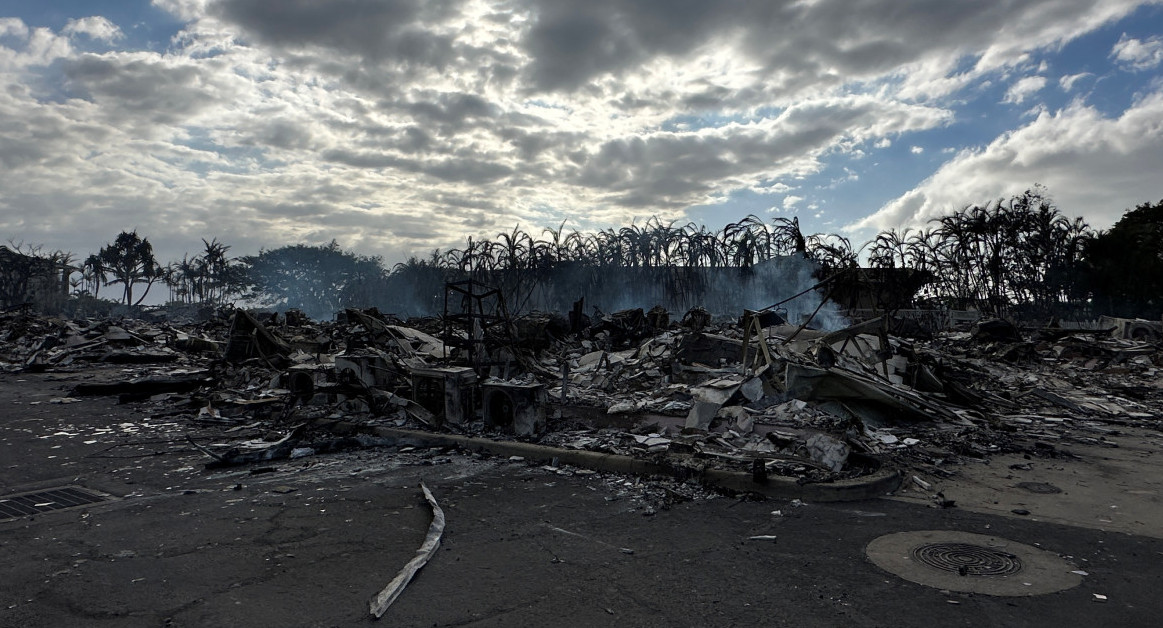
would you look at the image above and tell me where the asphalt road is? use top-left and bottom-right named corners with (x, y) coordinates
top-left (2, 370), bottom-right (1160, 627)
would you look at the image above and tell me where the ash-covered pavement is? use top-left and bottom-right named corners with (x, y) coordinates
top-left (2, 368), bottom-right (1162, 628)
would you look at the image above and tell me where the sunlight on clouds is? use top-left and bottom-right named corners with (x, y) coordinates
top-left (1111, 33), bottom-right (1163, 70)
top-left (1, 0), bottom-right (1162, 265)
top-left (151, 0), bottom-right (212, 22)
top-left (0, 17), bottom-right (30, 40)
top-left (1003, 76), bottom-right (1047, 104)
top-left (851, 90), bottom-right (1163, 234)
top-left (62, 17), bottom-right (124, 42)
top-left (0, 23), bottom-right (73, 74)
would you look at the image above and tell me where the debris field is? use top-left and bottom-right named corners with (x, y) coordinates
top-left (3, 302), bottom-right (1159, 504)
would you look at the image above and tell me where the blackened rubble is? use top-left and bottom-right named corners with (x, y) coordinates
top-left (2, 297), bottom-right (1161, 501)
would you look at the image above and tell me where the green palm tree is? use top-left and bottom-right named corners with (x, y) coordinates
top-left (97, 231), bottom-right (161, 306)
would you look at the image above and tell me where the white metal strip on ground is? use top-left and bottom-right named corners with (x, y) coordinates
top-left (369, 482), bottom-right (446, 619)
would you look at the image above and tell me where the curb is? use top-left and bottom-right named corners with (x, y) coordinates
top-left (317, 421), bottom-right (901, 502)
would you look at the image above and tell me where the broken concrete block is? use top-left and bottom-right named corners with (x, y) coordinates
top-left (740, 376), bottom-right (764, 402)
top-left (607, 400), bottom-right (637, 414)
top-left (683, 375), bottom-right (744, 430)
top-left (804, 432), bottom-right (850, 472)
top-left (685, 400), bottom-right (722, 431)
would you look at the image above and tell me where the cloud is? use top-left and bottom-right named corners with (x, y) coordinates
top-left (61, 53), bottom-right (238, 129)
top-left (850, 89), bottom-right (1163, 233)
top-left (1111, 33), bottom-right (1163, 70)
top-left (62, 17), bottom-right (124, 42)
top-left (0, 20), bottom-right (72, 69)
top-left (0, 17), bottom-right (30, 40)
top-left (519, 0), bottom-right (1149, 101)
top-left (1059, 72), bottom-right (1093, 91)
top-left (572, 96), bottom-right (951, 208)
top-left (3, 0), bottom-right (1163, 269)
top-left (209, 0), bottom-right (463, 67)
top-left (201, 0), bottom-right (1155, 110)
top-left (152, 0), bottom-right (213, 22)
top-left (1003, 75), bottom-right (1047, 104)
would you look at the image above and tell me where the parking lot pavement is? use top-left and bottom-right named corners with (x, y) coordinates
top-left (2, 372), bottom-right (1162, 627)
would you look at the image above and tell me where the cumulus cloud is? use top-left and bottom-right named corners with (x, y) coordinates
top-left (210, 0), bottom-right (461, 66)
top-left (151, 0), bottom-right (214, 21)
top-left (1003, 75), bottom-right (1047, 104)
top-left (573, 96), bottom-right (951, 208)
top-left (1111, 33), bottom-right (1163, 70)
top-left (518, 0), bottom-right (1148, 101)
top-left (61, 53), bottom-right (243, 131)
top-left (0, 17), bottom-right (30, 40)
top-left (0, 20), bottom-right (72, 70)
top-left (1, 0), bottom-right (1161, 267)
top-left (62, 17), bottom-right (124, 42)
top-left (850, 90), bottom-right (1163, 233)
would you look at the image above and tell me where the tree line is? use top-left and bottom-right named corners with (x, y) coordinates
top-left (33, 188), bottom-right (1163, 320)
top-left (77, 235), bottom-right (245, 308)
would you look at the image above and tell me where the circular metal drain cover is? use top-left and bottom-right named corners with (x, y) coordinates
top-left (866, 531), bottom-right (1082, 596)
top-left (911, 542), bottom-right (1023, 576)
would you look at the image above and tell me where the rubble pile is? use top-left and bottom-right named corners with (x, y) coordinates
top-left (3, 301), bottom-right (1161, 497)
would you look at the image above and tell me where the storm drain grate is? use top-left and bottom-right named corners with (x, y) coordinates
top-left (911, 542), bottom-right (1023, 577)
top-left (0, 486), bottom-right (110, 521)
top-left (867, 531), bottom-right (1080, 596)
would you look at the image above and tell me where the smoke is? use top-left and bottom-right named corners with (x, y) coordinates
top-left (561, 254), bottom-right (849, 330)
top-left (730, 255), bottom-right (849, 330)
top-left (252, 246), bottom-right (850, 330)
top-left (380, 254), bottom-right (848, 330)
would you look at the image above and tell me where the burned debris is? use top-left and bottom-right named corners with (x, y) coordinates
top-left (4, 231), bottom-right (1163, 620)
top-left (4, 271), bottom-right (1161, 508)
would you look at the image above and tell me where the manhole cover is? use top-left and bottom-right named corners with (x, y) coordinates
top-left (866, 530), bottom-right (1082, 596)
top-left (911, 542), bottom-right (1023, 576)
top-left (0, 486), bottom-right (111, 521)
top-left (1016, 481), bottom-right (1062, 494)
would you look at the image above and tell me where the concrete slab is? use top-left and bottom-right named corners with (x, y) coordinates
top-left (893, 425), bottom-right (1163, 539)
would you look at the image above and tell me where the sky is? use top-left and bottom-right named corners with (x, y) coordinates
top-left (2, 0), bottom-right (1163, 268)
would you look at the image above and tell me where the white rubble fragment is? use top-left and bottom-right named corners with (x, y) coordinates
top-left (804, 433), bottom-right (850, 472)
